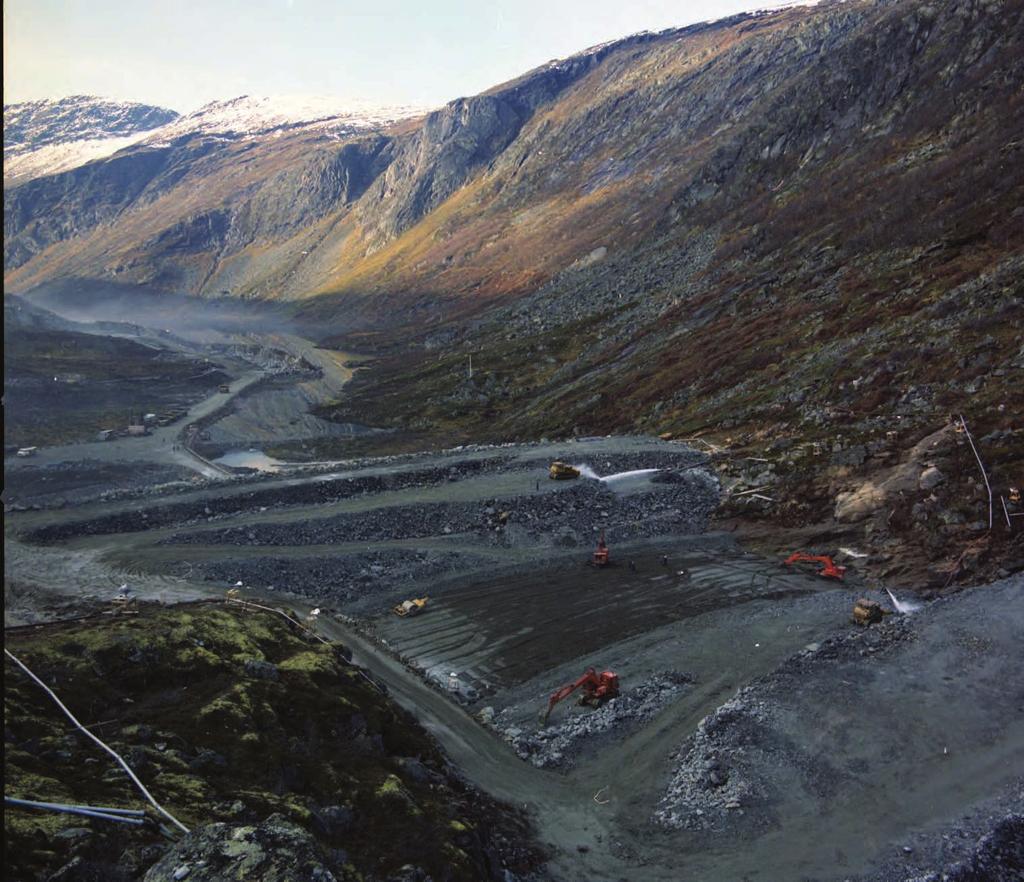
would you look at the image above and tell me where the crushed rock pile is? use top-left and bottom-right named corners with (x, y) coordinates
top-left (655, 618), bottom-right (920, 833)
top-left (22, 457), bottom-right (516, 543)
top-left (498, 671), bottom-right (694, 769)
top-left (161, 470), bottom-right (719, 548)
top-left (654, 689), bottom-right (773, 830)
top-left (186, 550), bottom-right (479, 601)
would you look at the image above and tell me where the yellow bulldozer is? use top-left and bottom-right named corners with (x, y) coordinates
top-left (852, 598), bottom-right (890, 626)
top-left (393, 597), bottom-right (429, 618)
top-left (549, 461), bottom-right (581, 480)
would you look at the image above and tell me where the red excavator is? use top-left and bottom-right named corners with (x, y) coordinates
top-left (784, 552), bottom-right (846, 581)
top-left (540, 666), bottom-right (620, 725)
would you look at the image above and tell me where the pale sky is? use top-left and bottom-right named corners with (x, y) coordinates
top-left (4, 1), bottom-right (809, 113)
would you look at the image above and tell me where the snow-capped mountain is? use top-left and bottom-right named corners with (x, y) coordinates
top-left (151, 95), bottom-right (429, 141)
top-left (4, 95), bottom-right (180, 153)
top-left (3, 94), bottom-right (430, 184)
top-left (4, 96), bottom-right (180, 183)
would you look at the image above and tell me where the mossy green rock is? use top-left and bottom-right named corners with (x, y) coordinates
top-left (5, 602), bottom-right (538, 881)
top-left (143, 814), bottom-right (334, 882)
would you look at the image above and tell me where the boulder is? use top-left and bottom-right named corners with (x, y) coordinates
top-left (242, 659), bottom-right (279, 681)
top-left (142, 815), bottom-right (335, 882)
top-left (834, 482), bottom-right (886, 522)
top-left (919, 465), bottom-right (946, 491)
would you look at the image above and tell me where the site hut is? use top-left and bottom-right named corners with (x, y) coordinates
top-left (96, 429), bottom-right (114, 442)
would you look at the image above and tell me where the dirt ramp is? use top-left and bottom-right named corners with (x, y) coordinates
top-left (654, 576), bottom-right (1024, 879)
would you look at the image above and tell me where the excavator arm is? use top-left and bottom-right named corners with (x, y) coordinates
top-left (784, 552), bottom-right (846, 580)
top-left (540, 667), bottom-right (620, 725)
top-left (541, 668), bottom-right (599, 725)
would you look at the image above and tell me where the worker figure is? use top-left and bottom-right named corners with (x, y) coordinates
top-left (628, 560), bottom-right (637, 573)
top-left (662, 555), bottom-right (669, 567)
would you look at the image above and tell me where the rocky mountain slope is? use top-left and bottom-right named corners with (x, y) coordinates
top-left (5, 2), bottom-right (1021, 308)
top-left (4, 1), bottom-right (1022, 582)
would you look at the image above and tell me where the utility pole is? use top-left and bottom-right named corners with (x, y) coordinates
top-left (468, 354), bottom-right (473, 380)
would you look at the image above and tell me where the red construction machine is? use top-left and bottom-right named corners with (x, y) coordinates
top-left (592, 531), bottom-right (611, 567)
top-left (784, 552), bottom-right (846, 581)
top-left (540, 666), bottom-right (620, 725)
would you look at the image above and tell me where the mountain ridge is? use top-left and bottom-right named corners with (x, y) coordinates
top-left (4, 0), bottom-right (1022, 587)
top-left (3, 94), bottom-right (430, 185)
top-left (3, 95), bottom-right (180, 154)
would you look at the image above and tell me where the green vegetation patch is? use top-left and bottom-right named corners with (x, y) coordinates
top-left (4, 602), bottom-right (538, 881)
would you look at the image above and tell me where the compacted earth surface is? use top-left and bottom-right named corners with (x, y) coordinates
top-left (5, 429), bottom-right (1023, 881)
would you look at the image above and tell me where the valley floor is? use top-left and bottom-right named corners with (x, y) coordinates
top-left (5, 423), bottom-right (1022, 881)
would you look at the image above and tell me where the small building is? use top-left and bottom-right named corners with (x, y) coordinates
top-left (97, 429), bottom-right (114, 442)
top-left (127, 424), bottom-right (147, 436)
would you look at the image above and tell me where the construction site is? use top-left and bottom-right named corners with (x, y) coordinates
top-left (5, 402), bottom-right (1023, 881)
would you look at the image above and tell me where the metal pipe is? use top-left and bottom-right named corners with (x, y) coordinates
top-left (4, 649), bottom-right (190, 835)
top-left (5, 797), bottom-right (146, 816)
top-left (5, 797), bottom-right (147, 825)
top-left (959, 414), bottom-right (993, 531)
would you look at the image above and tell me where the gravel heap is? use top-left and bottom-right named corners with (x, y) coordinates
top-left (3, 460), bottom-right (197, 509)
top-left (187, 550), bottom-right (480, 601)
top-left (859, 808), bottom-right (1024, 882)
top-left (497, 671), bottom-right (694, 769)
top-left (22, 457), bottom-right (515, 543)
top-left (654, 688), bottom-right (772, 829)
top-left (655, 615), bottom-right (923, 832)
top-left (23, 447), bottom-right (713, 545)
top-left (161, 470), bottom-right (719, 548)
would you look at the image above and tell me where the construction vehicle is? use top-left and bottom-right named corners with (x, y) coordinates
top-left (852, 598), bottom-right (888, 626)
top-left (111, 585), bottom-right (138, 614)
top-left (393, 597), bottom-right (428, 618)
top-left (541, 666), bottom-right (620, 725)
top-left (549, 461), bottom-right (581, 480)
top-left (784, 552), bottom-right (846, 581)
top-left (591, 530), bottom-right (611, 567)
